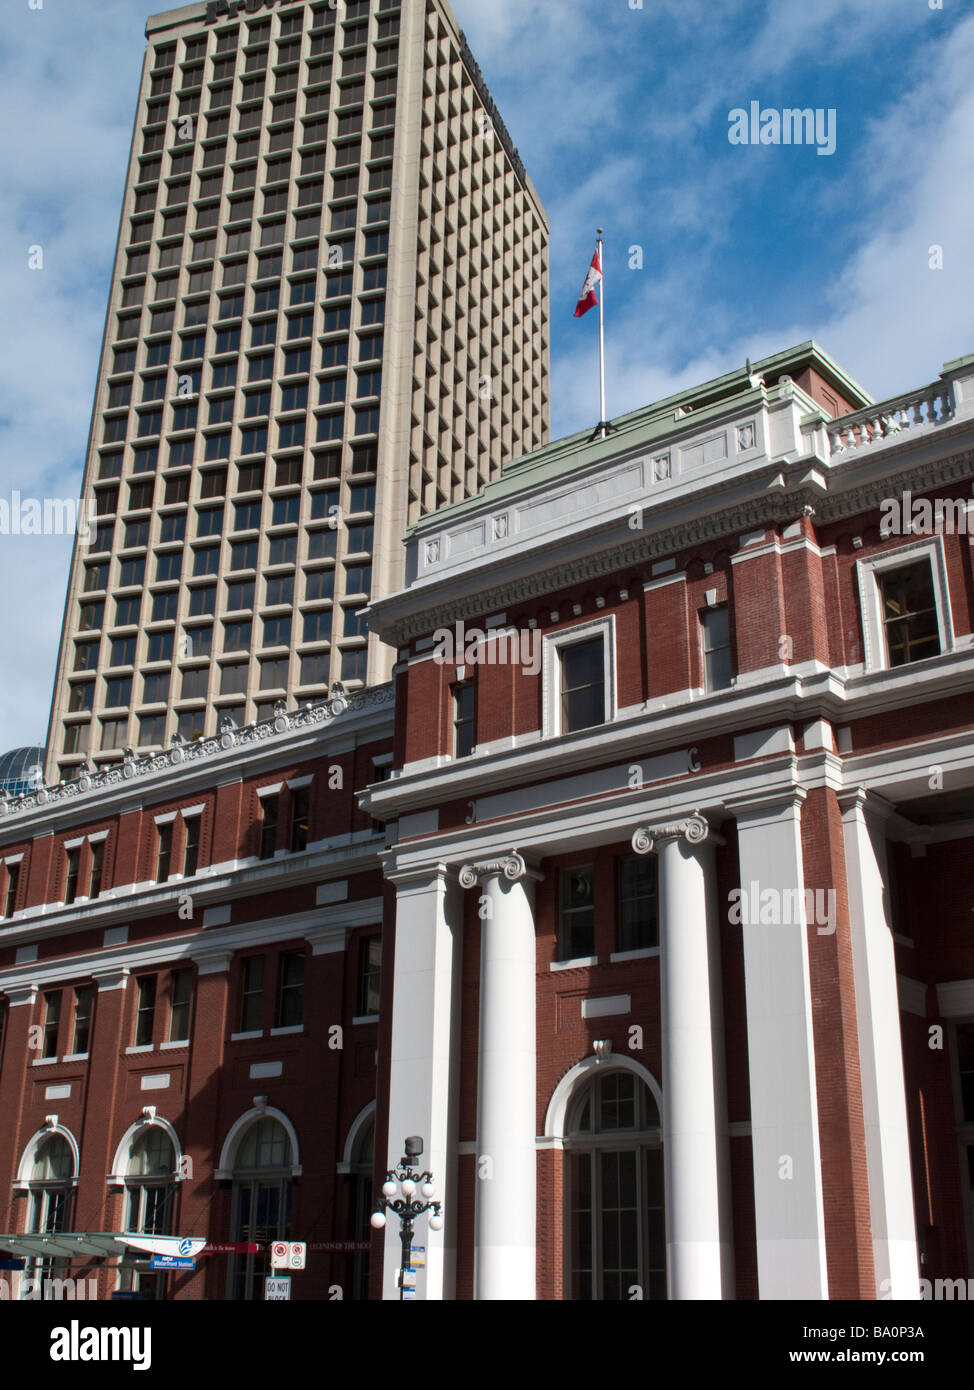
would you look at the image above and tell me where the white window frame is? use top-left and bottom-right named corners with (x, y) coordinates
top-left (542, 615), bottom-right (616, 740)
top-left (856, 537), bottom-right (953, 674)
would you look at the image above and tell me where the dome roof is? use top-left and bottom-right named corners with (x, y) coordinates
top-left (0, 746), bottom-right (45, 793)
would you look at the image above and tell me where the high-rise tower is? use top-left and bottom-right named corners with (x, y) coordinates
top-left (44, 0), bottom-right (548, 786)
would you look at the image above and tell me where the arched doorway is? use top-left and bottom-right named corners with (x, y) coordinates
top-left (565, 1068), bottom-right (665, 1299)
top-left (228, 1116), bottom-right (294, 1300)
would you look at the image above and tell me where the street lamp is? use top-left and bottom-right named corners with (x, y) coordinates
top-left (370, 1136), bottom-right (443, 1300)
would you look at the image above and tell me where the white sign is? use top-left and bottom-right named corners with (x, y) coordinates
top-left (265, 1277), bottom-right (291, 1301)
top-left (410, 1245), bottom-right (426, 1268)
top-left (401, 1266), bottom-right (417, 1289)
top-left (270, 1241), bottom-right (306, 1270)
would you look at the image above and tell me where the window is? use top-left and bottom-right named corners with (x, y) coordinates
top-left (220, 663), bottom-right (248, 695)
top-left (265, 575), bottom-right (293, 607)
top-left (357, 936), bottom-right (381, 1017)
top-left (177, 709), bottom-right (207, 741)
top-left (299, 651), bottom-right (329, 685)
top-left (26, 1133), bottom-right (74, 1246)
top-left (263, 616), bottom-right (291, 648)
top-left (155, 553), bottom-right (181, 584)
top-left (567, 1071), bottom-right (665, 1301)
top-left (235, 500), bottom-right (261, 531)
top-left (69, 682), bottom-right (95, 713)
top-left (88, 841), bottom-right (105, 899)
top-left (139, 714), bottom-right (166, 746)
top-left (270, 534), bottom-right (297, 565)
top-left (148, 631), bottom-right (174, 662)
top-left (169, 969), bottom-right (193, 1041)
top-left (143, 672), bottom-right (171, 703)
top-left (240, 955), bottom-right (265, 1031)
top-left (101, 718), bottom-right (127, 751)
top-left (303, 610), bottom-right (331, 643)
top-left (275, 952), bottom-right (304, 1027)
top-left (700, 606), bottom-right (732, 692)
top-left (2, 861), bottom-right (20, 918)
top-left (64, 846), bottom-right (81, 905)
top-left (452, 680), bottom-right (475, 758)
top-left (616, 856), bottom-right (658, 953)
top-left (259, 794), bottom-right (278, 860)
top-left (71, 985), bottom-right (95, 1055)
top-left (152, 591), bottom-right (179, 623)
top-left (197, 506), bottom-right (224, 537)
top-left (42, 990), bottom-right (62, 1058)
top-left (227, 579), bottom-right (255, 611)
top-left (289, 785), bottom-right (310, 852)
top-left (135, 976), bottom-right (157, 1046)
top-left (880, 561), bottom-right (941, 667)
top-left (194, 547), bottom-right (220, 578)
top-left (559, 865), bottom-right (595, 961)
top-left (156, 822), bottom-right (173, 882)
top-left (557, 635), bottom-right (607, 735)
top-left (224, 619), bottom-right (252, 652)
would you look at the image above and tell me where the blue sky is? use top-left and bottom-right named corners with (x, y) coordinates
top-left (1, 0), bottom-right (972, 754)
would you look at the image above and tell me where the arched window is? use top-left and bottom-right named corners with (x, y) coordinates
top-left (27, 1134), bottom-right (74, 1235)
top-left (229, 1117), bottom-right (294, 1301)
top-left (23, 1133), bottom-right (75, 1297)
top-left (566, 1069), bottom-right (665, 1300)
top-left (117, 1125), bottom-right (177, 1302)
top-left (125, 1128), bottom-right (176, 1236)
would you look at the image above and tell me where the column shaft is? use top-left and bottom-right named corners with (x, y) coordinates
top-left (474, 867), bottom-right (537, 1300)
top-left (656, 830), bottom-right (733, 1299)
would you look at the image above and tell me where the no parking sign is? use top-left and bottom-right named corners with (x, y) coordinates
top-left (270, 1241), bottom-right (306, 1270)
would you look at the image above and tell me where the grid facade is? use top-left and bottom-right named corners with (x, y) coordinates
top-left (44, 0), bottom-right (549, 786)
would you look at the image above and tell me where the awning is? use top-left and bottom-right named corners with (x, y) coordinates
top-left (0, 1233), bottom-right (207, 1260)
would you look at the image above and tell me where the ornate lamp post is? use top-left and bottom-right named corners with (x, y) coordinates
top-left (370, 1136), bottom-right (443, 1300)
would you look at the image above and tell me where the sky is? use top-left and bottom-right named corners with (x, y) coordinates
top-left (0, 0), bottom-right (971, 756)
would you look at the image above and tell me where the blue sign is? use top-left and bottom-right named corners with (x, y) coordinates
top-left (111, 1291), bottom-right (141, 1301)
top-left (0, 1260), bottom-right (25, 1271)
top-left (149, 1255), bottom-right (196, 1270)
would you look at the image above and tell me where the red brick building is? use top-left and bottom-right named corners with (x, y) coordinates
top-left (4, 342), bottom-right (974, 1301)
top-left (0, 686), bottom-right (393, 1301)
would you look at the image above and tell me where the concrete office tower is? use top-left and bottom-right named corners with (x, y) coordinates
top-left (44, 0), bottom-right (548, 787)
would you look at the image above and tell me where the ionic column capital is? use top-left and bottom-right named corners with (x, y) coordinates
top-left (458, 851), bottom-right (543, 890)
top-left (631, 813), bottom-right (722, 855)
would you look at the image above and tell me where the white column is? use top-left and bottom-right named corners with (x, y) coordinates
top-left (632, 814), bottom-right (734, 1299)
top-left (840, 789), bottom-right (921, 1299)
top-left (727, 788), bottom-right (828, 1299)
top-left (459, 851), bottom-right (541, 1300)
top-left (383, 864), bottom-right (463, 1300)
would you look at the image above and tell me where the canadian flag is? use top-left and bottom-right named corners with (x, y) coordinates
top-left (573, 246), bottom-right (602, 318)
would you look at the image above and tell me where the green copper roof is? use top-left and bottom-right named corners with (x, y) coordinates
top-left (408, 341), bottom-right (873, 535)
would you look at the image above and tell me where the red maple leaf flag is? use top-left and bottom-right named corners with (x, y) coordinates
top-left (573, 246), bottom-right (603, 318)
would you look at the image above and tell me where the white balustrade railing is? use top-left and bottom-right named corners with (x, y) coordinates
top-left (828, 382), bottom-right (953, 454)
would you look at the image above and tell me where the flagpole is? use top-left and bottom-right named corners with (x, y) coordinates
top-left (596, 228), bottom-right (606, 438)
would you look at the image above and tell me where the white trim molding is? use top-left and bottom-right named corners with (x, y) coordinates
top-left (542, 1054), bottom-right (664, 1146)
top-left (14, 1121), bottom-right (81, 1192)
top-left (108, 1115), bottom-right (185, 1185)
top-left (215, 1104), bottom-right (302, 1179)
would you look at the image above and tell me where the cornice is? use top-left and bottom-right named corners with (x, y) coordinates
top-left (375, 431), bottom-right (974, 648)
top-left (0, 684), bottom-right (394, 835)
